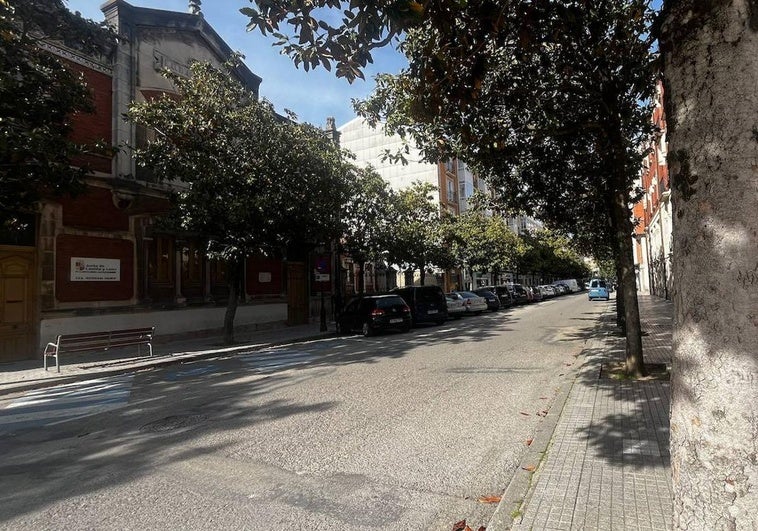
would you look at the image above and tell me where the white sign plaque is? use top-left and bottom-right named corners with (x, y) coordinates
top-left (70, 257), bottom-right (121, 281)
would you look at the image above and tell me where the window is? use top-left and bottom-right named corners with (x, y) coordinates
top-left (444, 159), bottom-right (456, 174)
top-left (181, 242), bottom-right (202, 284)
top-left (148, 236), bottom-right (173, 283)
top-left (447, 178), bottom-right (456, 202)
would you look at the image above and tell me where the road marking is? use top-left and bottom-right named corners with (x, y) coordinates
top-left (0, 375), bottom-right (134, 435)
top-left (239, 349), bottom-right (320, 372)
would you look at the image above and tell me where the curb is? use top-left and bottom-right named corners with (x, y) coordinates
top-left (487, 313), bottom-right (611, 530)
top-left (0, 332), bottom-right (334, 398)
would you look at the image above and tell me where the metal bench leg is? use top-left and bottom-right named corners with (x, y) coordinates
top-left (148, 343), bottom-right (153, 356)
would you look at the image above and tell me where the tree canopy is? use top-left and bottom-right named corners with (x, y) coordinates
top-left (0, 0), bottom-right (115, 232)
top-left (128, 60), bottom-right (353, 342)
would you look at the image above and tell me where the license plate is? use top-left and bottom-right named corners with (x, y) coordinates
top-left (390, 318), bottom-right (403, 324)
top-left (427, 309), bottom-right (438, 314)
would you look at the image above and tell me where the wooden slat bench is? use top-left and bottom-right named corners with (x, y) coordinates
top-left (43, 327), bottom-right (155, 373)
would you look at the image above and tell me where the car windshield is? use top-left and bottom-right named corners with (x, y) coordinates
top-left (591, 280), bottom-right (607, 288)
top-left (459, 291), bottom-right (479, 299)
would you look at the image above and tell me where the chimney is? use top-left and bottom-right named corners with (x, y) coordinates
top-left (189, 0), bottom-right (202, 16)
top-left (325, 117), bottom-right (341, 146)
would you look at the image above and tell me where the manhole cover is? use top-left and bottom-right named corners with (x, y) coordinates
top-left (140, 414), bottom-right (207, 433)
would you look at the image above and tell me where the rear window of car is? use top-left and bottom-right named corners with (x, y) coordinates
top-left (590, 280), bottom-right (607, 288)
top-left (375, 296), bottom-right (406, 309)
top-left (416, 287), bottom-right (443, 303)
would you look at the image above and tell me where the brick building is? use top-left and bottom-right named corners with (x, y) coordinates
top-left (632, 81), bottom-right (673, 299)
top-left (0, 1), bottom-right (300, 362)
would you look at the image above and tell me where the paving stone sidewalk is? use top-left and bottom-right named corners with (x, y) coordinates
top-left (507, 294), bottom-right (673, 531)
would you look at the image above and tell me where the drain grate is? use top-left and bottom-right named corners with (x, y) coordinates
top-left (139, 414), bottom-right (207, 433)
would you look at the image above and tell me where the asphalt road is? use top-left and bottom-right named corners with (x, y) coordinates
top-left (0, 292), bottom-right (605, 530)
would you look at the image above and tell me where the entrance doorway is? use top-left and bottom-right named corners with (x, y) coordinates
top-left (0, 247), bottom-right (36, 362)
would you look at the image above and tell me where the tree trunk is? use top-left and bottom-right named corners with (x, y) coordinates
top-left (661, 2), bottom-right (758, 527)
top-left (223, 256), bottom-right (241, 345)
top-left (611, 188), bottom-right (645, 377)
top-left (357, 260), bottom-right (365, 293)
top-left (419, 265), bottom-right (426, 285)
top-left (616, 265), bottom-right (626, 333)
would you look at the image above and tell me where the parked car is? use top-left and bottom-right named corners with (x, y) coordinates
top-left (445, 294), bottom-right (466, 318)
top-left (450, 291), bottom-right (488, 314)
top-left (553, 283), bottom-right (570, 295)
top-left (484, 285), bottom-right (514, 308)
top-left (505, 283), bottom-right (530, 304)
top-left (538, 285), bottom-right (556, 298)
top-left (336, 294), bottom-right (412, 336)
top-left (553, 278), bottom-right (580, 292)
top-left (527, 286), bottom-right (543, 302)
top-left (474, 287), bottom-right (501, 311)
top-left (587, 279), bottom-right (610, 301)
top-left (391, 285), bottom-right (448, 325)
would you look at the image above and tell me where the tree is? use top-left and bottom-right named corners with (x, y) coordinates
top-left (446, 211), bottom-right (520, 287)
top-left (128, 60), bottom-right (351, 344)
top-left (243, 0), bottom-right (655, 377)
top-left (341, 167), bottom-right (394, 293)
top-left (243, 1), bottom-right (758, 524)
top-left (385, 181), bottom-right (443, 285)
top-left (0, 0), bottom-right (114, 231)
top-left (659, 2), bottom-right (758, 527)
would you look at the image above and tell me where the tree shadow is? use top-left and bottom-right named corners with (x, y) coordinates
top-left (0, 312), bottom-right (512, 523)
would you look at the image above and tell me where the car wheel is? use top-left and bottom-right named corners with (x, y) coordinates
top-left (401, 324), bottom-right (411, 333)
top-left (362, 321), bottom-right (373, 337)
top-left (436, 318), bottom-right (446, 325)
top-left (605, 296), bottom-right (610, 301)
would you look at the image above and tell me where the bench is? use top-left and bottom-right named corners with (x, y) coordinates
top-left (43, 327), bottom-right (155, 373)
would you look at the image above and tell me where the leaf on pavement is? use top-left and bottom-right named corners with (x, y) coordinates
top-left (522, 465), bottom-right (536, 472)
top-left (477, 495), bottom-right (502, 504)
top-left (525, 438), bottom-right (534, 446)
top-left (519, 411), bottom-right (530, 416)
top-left (452, 519), bottom-right (469, 531)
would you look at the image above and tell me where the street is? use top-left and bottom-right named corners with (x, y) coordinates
top-left (0, 293), bottom-right (607, 530)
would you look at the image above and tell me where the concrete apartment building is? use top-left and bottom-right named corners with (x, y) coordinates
top-left (338, 117), bottom-right (546, 291)
top-left (633, 81), bottom-right (673, 299)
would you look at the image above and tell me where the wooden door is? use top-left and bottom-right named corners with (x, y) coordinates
top-left (286, 261), bottom-right (308, 325)
top-left (0, 249), bottom-right (36, 362)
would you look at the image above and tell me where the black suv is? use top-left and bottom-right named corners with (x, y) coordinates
top-left (337, 294), bottom-right (412, 336)
top-left (391, 285), bottom-right (448, 325)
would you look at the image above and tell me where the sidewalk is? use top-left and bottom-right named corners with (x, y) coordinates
top-left (0, 321), bottom-right (333, 398)
top-left (492, 294), bottom-right (673, 530)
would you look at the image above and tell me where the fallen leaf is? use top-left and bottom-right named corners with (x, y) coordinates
top-left (525, 438), bottom-right (534, 446)
top-left (452, 520), bottom-right (468, 531)
top-left (478, 527), bottom-right (486, 531)
top-left (725, 478), bottom-right (735, 485)
top-left (520, 412), bottom-right (531, 416)
top-left (536, 409), bottom-right (549, 417)
top-left (477, 495), bottom-right (502, 504)
top-left (540, 397), bottom-right (548, 400)
top-left (522, 465), bottom-right (536, 472)
top-left (558, 373), bottom-right (565, 376)
top-left (565, 363), bottom-right (573, 366)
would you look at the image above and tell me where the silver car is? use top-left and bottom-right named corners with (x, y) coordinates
top-left (450, 291), bottom-right (488, 314)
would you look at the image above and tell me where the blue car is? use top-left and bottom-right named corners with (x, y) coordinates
top-left (588, 279), bottom-right (610, 301)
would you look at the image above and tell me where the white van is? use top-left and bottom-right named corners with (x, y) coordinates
top-left (553, 279), bottom-right (580, 292)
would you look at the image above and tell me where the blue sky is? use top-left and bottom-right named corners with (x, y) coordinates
top-left (66, 0), bottom-right (407, 128)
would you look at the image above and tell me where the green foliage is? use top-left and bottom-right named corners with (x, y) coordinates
top-left (444, 211), bottom-right (521, 276)
top-left (384, 181), bottom-right (446, 276)
top-left (341, 166), bottom-right (394, 265)
top-left (518, 229), bottom-right (591, 280)
top-left (0, 0), bottom-right (115, 229)
top-left (127, 60), bottom-right (352, 262)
